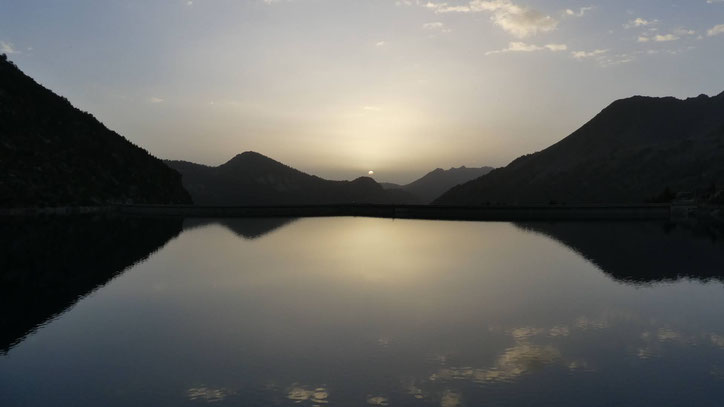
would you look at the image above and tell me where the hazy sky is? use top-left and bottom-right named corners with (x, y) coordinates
top-left (1, 0), bottom-right (723, 183)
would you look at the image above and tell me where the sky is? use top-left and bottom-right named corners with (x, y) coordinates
top-left (1, 0), bottom-right (723, 183)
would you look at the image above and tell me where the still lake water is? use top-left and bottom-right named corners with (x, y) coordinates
top-left (2, 216), bottom-right (724, 406)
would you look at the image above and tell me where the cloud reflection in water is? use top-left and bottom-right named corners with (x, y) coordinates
top-left (187, 386), bottom-right (234, 403)
top-left (287, 384), bottom-right (329, 404)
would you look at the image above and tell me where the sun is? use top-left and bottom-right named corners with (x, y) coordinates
top-left (368, 170), bottom-right (374, 175)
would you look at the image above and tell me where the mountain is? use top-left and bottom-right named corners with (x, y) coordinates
top-left (403, 166), bottom-right (493, 203)
top-left (435, 92), bottom-right (724, 205)
top-left (379, 182), bottom-right (403, 190)
top-left (379, 167), bottom-right (493, 203)
top-left (0, 55), bottom-right (191, 207)
top-left (166, 152), bottom-right (420, 205)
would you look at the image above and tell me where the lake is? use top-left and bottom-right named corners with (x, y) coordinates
top-left (2, 216), bottom-right (724, 406)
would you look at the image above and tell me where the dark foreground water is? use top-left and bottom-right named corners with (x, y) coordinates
top-left (2, 216), bottom-right (724, 406)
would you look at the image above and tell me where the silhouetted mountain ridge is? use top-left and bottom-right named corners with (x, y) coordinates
top-left (404, 166), bottom-right (494, 203)
top-left (166, 152), bottom-right (419, 205)
top-left (381, 166), bottom-right (493, 203)
top-left (436, 92), bottom-right (724, 205)
top-left (0, 55), bottom-right (191, 207)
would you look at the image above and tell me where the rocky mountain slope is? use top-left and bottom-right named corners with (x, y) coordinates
top-left (0, 54), bottom-right (191, 207)
top-left (436, 92), bottom-right (724, 205)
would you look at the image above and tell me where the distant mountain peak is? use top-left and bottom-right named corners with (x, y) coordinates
top-left (227, 151), bottom-right (273, 163)
top-left (219, 151), bottom-right (295, 174)
top-left (350, 176), bottom-right (382, 188)
top-left (166, 153), bottom-right (418, 205)
top-left (394, 165), bottom-right (493, 203)
top-left (235, 151), bottom-right (266, 158)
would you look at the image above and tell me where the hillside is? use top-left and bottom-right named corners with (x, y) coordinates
top-left (0, 55), bottom-right (191, 207)
top-left (380, 167), bottom-right (493, 203)
top-left (403, 166), bottom-right (493, 203)
top-left (166, 152), bottom-right (419, 205)
top-left (436, 92), bottom-right (724, 205)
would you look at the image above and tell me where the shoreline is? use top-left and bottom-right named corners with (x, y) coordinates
top-left (1, 203), bottom-right (716, 222)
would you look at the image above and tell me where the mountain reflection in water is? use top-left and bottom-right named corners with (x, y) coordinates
top-left (516, 221), bottom-right (724, 283)
top-left (183, 217), bottom-right (298, 240)
top-left (0, 215), bottom-right (183, 353)
top-left (1, 217), bottom-right (724, 407)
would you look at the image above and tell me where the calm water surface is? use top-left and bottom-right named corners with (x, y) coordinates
top-left (1, 216), bottom-right (724, 406)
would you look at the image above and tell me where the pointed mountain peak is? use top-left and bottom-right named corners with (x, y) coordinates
top-left (220, 151), bottom-right (286, 169)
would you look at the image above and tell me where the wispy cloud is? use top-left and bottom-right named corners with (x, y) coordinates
top-left (625, 18), bottom-right (658, 28)
top-left (708, 24), bottom-right (724, 36)
top-left (1, 41), bottom-right (18, 54)
top-left (598, 53), bottom-right (635, 67)
top-left (149, 97), bottom-right (164, 103)
top-left (639, 33), bottom-right (679, 42)
top-left (485, 41), bottom-right (567, 55)
top-left (420, 0), bottom-right (558, 38)
top-left (673, 28), bottom-right (696, 36)
top-left (422, 22), bottom-right (452, 33)
top-left (375, 40), bottom-right (387, 47)
top-left (564, 7), bottom-right (593, 18)
top-left (571, 49), bottom-right (607, 60)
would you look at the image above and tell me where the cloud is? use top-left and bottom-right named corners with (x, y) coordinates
top-left (485, 41), bottom-right (567, 55)
top-left (564, 7), bottom-right (593, 18)
top-left (1, 41), bottom-right (18, 54)
top-left (594, 52), bottom-right (635, 67)
top-left (149, 97), bottom-right (164, 103)
top-left (674, 28), bottom-right (696, 36)
top-left (422, 0), bottom-right (558, 38)
top-left (707, 0), bottom-right (724, 3)
top-left (571, 49), bottom-right (608, 59)
top-left (708, 24), bottom-right (724, 36)
top-left (375, 40), bottom-right (387, 47)
top-left (637, 33), bottom-right (680, 42)
top-left (422, 21), bottom-right (452, 33)
top-left (654, 34), bottom-right (679, 41)
top-left (625, 18), bottom-right (658, 28)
